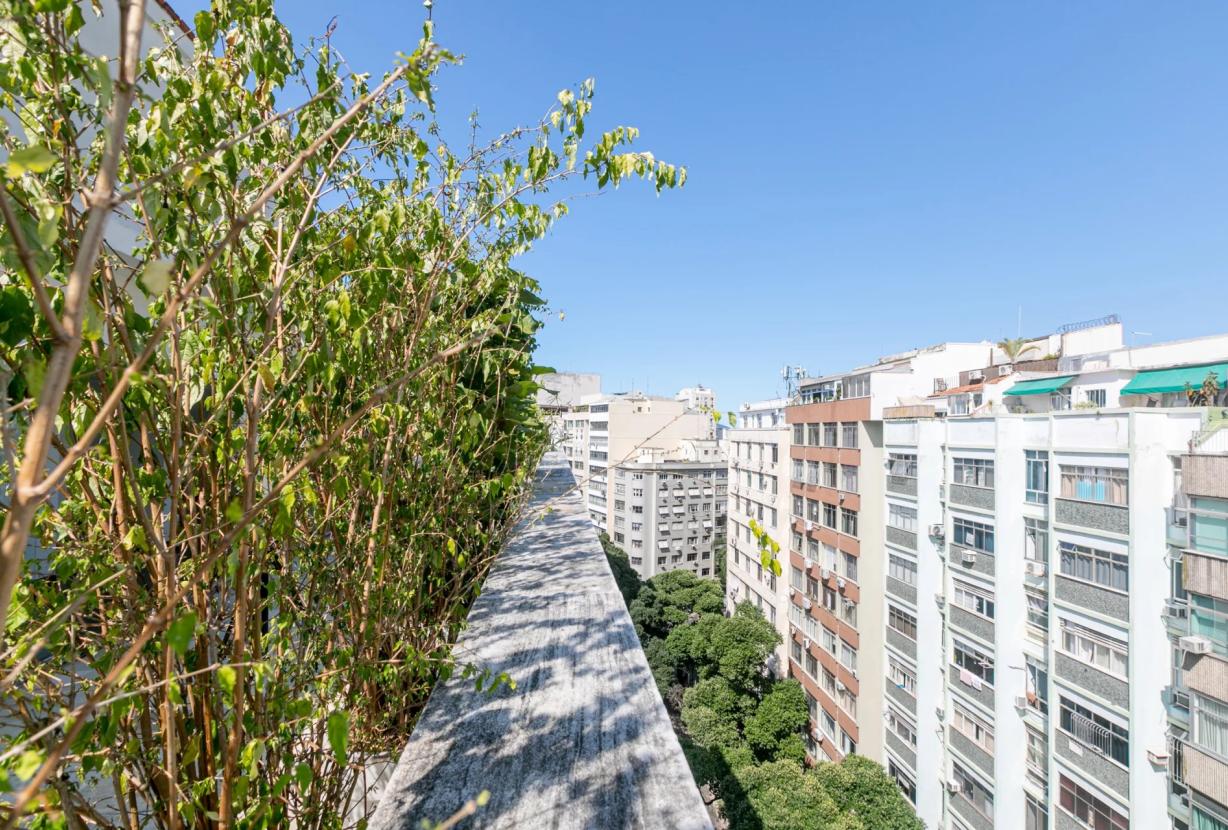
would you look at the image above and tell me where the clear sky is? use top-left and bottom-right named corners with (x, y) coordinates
top-left (176, 1), bottom-right (1228, 411)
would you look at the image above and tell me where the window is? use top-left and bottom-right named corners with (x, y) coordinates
top-left (807, 498), bottom-right (821, 523)
top-left (1059, 619), bottom-right (1128, 677)
top-left (1059, 696), bottom-right (1129, 766)
top-left (1060, 465), bottom-right (1128, 505)
top-left (1086, 388), bottom-right (1107, 407)
top-left (953, 701), bottom-right (995, 752)
top-left (1025, 660), bottom-right (1048, 714)
top-left (1024, 517), bottom-right (1048, 564)
top-left (1059, 541), bottom-right (1128, 592)
top-left (840, 508), bottom-right (858, 537)
top-left (632, 505), bottom-right (644, 514)
top-left (631, 521), bottom-right (642, 532)
top-left (792, 494), bottom-right (804, 518)
top-left (1025, 588), bottom-right (1048, 632)
top-left (793, 423), bottom-right (804, 445)
top-left (888, 759), bottom-right (916, 805)
top-left (807, 423), bottom-right (822, 446)
top-left (840, 729), bottom-right (856, 756)
top-left (1025, 450), bottom-right (1049, 503)
top-left (1192, 692), bottom-right (1228, 759)
top-left (953, 457), bottom-right (995, 488)
top-left (1191, 595), bottom-right (1228, 657)
top-left (841, 464), bottom-right (858, 493)
top-left (889, 553), bottom-right (917, 585)
top-left (841, 598), bottom-right (857, 626)
top-left (841, 423), bottom-right (858, 448)
top-left (823, 422), bottom-right (838, 447)
top-left (888, 605), bottom-right (917, 639)
top-left (822, 462), bottom-right (837, 488)
top-left (953, 579), bottom-right (995, 619)
top-left (823, 502), bottom-right (837, 529)
top-left (614, 531), bottom-right (624, 543)
top-left (842, 551), bottom-right (858, 582)
top-left (953, 639), bottom-right (994, 685)
top-left (792, 459), bottom-right (804, 482)
top-left (888, 657), bottom-right (916, 696)
top-left (614, 499), bottom-right (625, 510)
top-left (888, 453), bottom-right (917, 478)
top-left (952, 761), bottom-right (993, 820)
top-left (631, 488), bottom-right (643, 497)
top-left (888, 503), bottom-right (917, 532)
top-left (1058, 774), bottom-right (1127, 830)
top-left (844, 374), bottom-right (870, 398)
top-left (1025, 796), bottom-right (1048, 830)
top-left (953, 517), bottom-right (995, 554)
top-left (886, 707), bottom-right (917, 747)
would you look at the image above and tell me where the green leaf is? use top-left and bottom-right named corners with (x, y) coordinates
top-left (167, 611), bottom-right (196, 658)
top-left (14, 749), bottom-right (43, 781)
top-left (225, 499), bottom-right (243, 523)
top-left (217, 665), bottom-right (237, 701)
top-left (140, 260), bottom-right (173, 296)
top-left (326, 710), bottom-right (349, 765)
top-left (5, 145), bottom-right (56, 177)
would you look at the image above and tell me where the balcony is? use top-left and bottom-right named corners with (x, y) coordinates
top-left (371, 454), bottom-right (711, 828)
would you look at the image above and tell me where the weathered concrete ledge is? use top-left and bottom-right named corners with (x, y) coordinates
top-left (370, 453), bottom-right (712, 830)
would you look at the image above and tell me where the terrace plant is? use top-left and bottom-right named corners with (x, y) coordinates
top-left (0, 0), bottom-right (682, 826)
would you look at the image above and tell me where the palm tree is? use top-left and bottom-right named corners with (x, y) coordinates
top-left (997, 337), bottom-right (1039, 364)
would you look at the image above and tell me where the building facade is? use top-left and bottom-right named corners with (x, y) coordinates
top-left (610, 440), bottom-right (728, 580)
top-left (785, 343), bottom-right (994, 767)
top-left (560, 391), bottom-right (716, 540)
top-left (725, 399), bottom-right (792, 673)
top-left (876, 330), bottom-right (1228, 830)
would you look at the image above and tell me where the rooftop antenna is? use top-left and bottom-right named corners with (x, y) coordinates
top-left (782, 365), bottom-right (808, 400)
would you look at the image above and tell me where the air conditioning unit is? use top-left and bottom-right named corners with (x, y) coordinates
top-left (849, 668), bottom-right (858, 679)
top-left (805, 520), bottom-right (815, 532)
top-left (816, 734), bottom-right (827, 745)
top-left (837, 577), bottom-right (847, 590)
top-left (1025, 561), bottom-right (1046, 577)
top-left (962, 550), bottom-right (977, 566)
top-left (803, 597), bottom-right (813, 610)
top-left (804, 556), bottom-right (815, 571)
top-left (946, 780), bottom-right (962, 794)
top-left (935, 594), bottom-right (946, 608)
top-left (820, 567), bottom-right (831, 580)
top-left (1179, 635), bottom-right (1213, 655)
top-left (836, 680), bottom-right (847, 693)
top-left (1147, 749), bottom-right (1169, 766)
top-left (789, 588), bottom-right (797, 599)
top-left (1014, 695), bottom-right (1028, 710)
top-left (803, 637), bottom-right (811, 650)
top-left (969, 369), bottom-right (984, 381)
top-left (998, 365), bottom-right (1012, 377)
top-left (929, 523), bottom-right (945, 539)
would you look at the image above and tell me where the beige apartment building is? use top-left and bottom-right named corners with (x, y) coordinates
top-left (611, 440), bottom-right (728, 580)
top-left (561, 390), bottom-right (716, 543)
top-left (725, 399), bottom-right (793, 674)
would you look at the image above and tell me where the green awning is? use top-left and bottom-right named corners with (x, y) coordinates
top-left (1120, 362), bottom-right (1228, 396)
top-left (1003, 375), bottom-right (1076, 397)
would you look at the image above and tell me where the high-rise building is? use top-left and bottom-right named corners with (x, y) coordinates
top-left (786, 342), bottom-right (995, 766)
top-left (560, 391), bottom-right (716, 564)
top-left (725, 399), bottom-right (792, 673)
top-left (610, 439), bottom-right (728, 580)
top-left (875, 323), bottom-right (1228, 830)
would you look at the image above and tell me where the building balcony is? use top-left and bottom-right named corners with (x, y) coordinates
top-left (371, 454), bottom-right (712, 828)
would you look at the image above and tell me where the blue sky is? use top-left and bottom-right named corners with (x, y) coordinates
top-left (177, 1), bottom-right (1228, 411)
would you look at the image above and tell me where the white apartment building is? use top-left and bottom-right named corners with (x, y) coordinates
top-left (561, 390), bottom-right (715, 548)
top-left (786, 341), bottom-right (995, 767)
top-left (676, 386), bottom-right (716, 412)
top-left (725, 399), bottom-right (792, 673)
top-left (536, 372), bottom-right (601, 445)
top-left (877, 324), bottom-right (1228, 830)
top-left (610, 440), bottom-right (728, 580)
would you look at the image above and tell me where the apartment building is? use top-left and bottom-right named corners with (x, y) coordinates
top-left (785, 342), bottom-right (993, 767)
top-left (725, 399), bottom-right (792, 673)
top-left (610, 440), bottom-right (728, 580)
top-left (560, 391), bottom-right (716, 562)
top-left (676, 386), bottom-right (716, 411)
top-left (876, 324), bottom-right (1228, 830)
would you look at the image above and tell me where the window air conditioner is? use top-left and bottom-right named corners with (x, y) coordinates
top-left (836, 680), bottom-right (846, 693)
top-left (935, 594), bottom-right (946, 608)
top-left (803, 597), bottom-right (813, 610)
top-left (837, 577), bottom-right (847, 590)
top-left (962, 550), bottom-right (977, 566)
top-left (946, 780), bottom-right (962, 794)
top-left (969, 369), bottom-right (984, 381)
top-left (929, 524), bottom-right (945, 539)
top-left (804, 557), bottom-right (815, 571)
top-left (1025, 561), bottom-right (1046, 577)
top-left (1179, 635), bottom-right (1212, 655)
top-left (803, 637), bottom-right (811, 650)
top-left (1014, 696), bottom-right (1028, 710)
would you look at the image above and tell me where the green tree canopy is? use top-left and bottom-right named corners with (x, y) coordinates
top-left (743, 680), bottom-right (810, 761)
top-left (629, 568), bottom-right (724, 641)
top-left (812, 755), bottom-right (926, 830)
